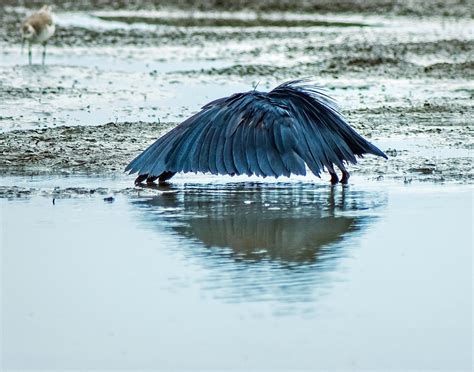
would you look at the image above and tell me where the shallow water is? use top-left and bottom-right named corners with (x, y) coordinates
top-left (1, 177), bottom-right (472, 370)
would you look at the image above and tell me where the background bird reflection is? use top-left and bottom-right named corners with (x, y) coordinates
top-left (131, 182), bottom-right (386, 305)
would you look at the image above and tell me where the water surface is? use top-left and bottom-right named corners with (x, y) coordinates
top-left (1, 179), bottom-right (471, 370)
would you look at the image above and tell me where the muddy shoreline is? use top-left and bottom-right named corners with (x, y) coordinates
top-left (1, 111), bottom-right (471, 184)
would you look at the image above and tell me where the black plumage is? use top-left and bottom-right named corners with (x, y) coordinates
top-left (126, 79), bottom-right (387, 185)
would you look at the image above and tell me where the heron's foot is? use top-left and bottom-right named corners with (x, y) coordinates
top-left (134, 174), bottom-right (147, 185)
top-left (330, 172), bottom-right (339, 185)
top-left (341, 171), bottom-right (350, 185)
top-left (158, 171), bottom-right (176, 184)
top-left (146, 176), bottom-right (158, 184)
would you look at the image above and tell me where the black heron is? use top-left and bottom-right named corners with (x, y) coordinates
top-left (126, 80), bottom-right (387, 185)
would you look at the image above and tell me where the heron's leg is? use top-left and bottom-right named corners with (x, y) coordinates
top-left (42, 42), bottom-right (46, 65)
top-left (327, 164), bottom-right (339, 185)
top-left (329, 171), bottom-right (339, 185)
top-left (134, 174), bottom-right (148, 185)
top-left (158, 171), bottom-right (176, 184)
top-left (341, 170), bottom-right (350, 185)
top-left (28, 43), bottom-right (32, 65)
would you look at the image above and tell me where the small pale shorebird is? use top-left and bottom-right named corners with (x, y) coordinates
top-left (21, 5), bottom-right (55, 65)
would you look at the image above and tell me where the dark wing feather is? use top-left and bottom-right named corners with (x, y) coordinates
top-left (271, 80), bottom-right (387, 161)
top-left (166, 110), bottom-right (213, 172)
top-left (255, 122), bottom-right (274, 178)
top-left (207, 123), bottom-right (221, 175)
top-left (125, 79), bottom-right (386, 178)
top-left (231, 122), bottom-right (248, 175)
top-left (214, 116), bottom-right (228, 175)
top-left (278, 122), bottom-right (307, 175)
top-left (263, 120), bottom-right (289, 177)
top-left (244, 114), bottom-right (263, 176)
top-left (198, 125), bottom-right (215, 173)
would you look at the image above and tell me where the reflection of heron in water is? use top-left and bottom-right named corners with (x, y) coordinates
top-left (132, 183), bottom-right (384, 265)
top-left (132, 183), bottom-right (384, 303)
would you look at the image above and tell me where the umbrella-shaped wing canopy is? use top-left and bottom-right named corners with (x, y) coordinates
top-left (126, 80), bottom-right (386, 184)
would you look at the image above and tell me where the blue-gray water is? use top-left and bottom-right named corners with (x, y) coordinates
top-left (1, 178), bottom-right (472, 370)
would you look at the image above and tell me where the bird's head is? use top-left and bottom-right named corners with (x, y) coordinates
top-left (21, 24), bottom-right (35, 40)
top-left (40, 5), bottom-right (53, 14)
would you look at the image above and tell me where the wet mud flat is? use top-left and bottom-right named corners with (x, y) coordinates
top-left (1, 1), bottom-right (473, 190)
top-left (0, 109), bottom-right (472, 188)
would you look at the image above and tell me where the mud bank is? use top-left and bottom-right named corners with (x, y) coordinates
top-left (1, 115), bottom-right (471, 184)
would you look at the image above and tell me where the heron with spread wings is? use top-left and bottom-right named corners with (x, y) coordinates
top-left (126, 80), bottom-right (387, 185)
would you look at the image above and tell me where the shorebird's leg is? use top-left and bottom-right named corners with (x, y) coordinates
top-left (42, 42), bottom-right (47, 65)
top-left (28, 43), bottom-right (32, 65)
top-left (158, 171), bottom-right (176, 184)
